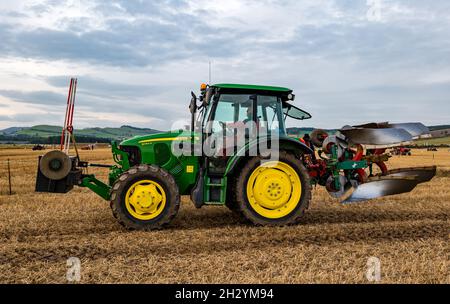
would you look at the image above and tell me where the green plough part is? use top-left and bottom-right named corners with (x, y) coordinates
top-left (337, 160), bottom-right (367, 170)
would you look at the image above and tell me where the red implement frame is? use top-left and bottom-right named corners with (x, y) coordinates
top-left (60, 78), bottom-right (77, 153)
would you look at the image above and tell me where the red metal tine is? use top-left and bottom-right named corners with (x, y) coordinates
top-left (60, 78), bottom-right (74, 150)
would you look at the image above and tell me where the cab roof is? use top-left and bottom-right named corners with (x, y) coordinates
top-left (212, 83), bottom-right (292, 93)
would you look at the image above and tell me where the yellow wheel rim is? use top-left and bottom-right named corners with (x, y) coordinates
top-left (246, 161), bottom-right (302, 219)
top-left (125, 180), bottom-right (166, 221)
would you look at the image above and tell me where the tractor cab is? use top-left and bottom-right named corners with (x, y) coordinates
top-left (190, 84), bottom-right (312, 159)
top-left (189, 84), bottom-right (313, 207)
top-left (193, 84), bottom-right (311, 139)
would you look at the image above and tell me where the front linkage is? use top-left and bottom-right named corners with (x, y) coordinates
top-left (37, 141), bottom-right (129, 201)
top-left (80, 141), bottom-right (132, 200)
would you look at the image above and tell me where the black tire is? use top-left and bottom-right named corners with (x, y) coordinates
top-left (225, 185), bottom-right (239, 212)
top-left (225, 179), bottom-right (248, 222)
top-left (110, 164), bottom-right (180, 230)
top-left (234, 151), bottom-right (311, 226)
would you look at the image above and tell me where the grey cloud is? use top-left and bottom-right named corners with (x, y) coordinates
top-left (45, 76), bottom-right (167, 99)
top-left (76, 95), bottom-right (186, 119)
top-left (333, 0), bottom-right (450, 21)
top-left (1, 0), bottom-right (449, 70)
top-left (0, 115), bottom-right (12, 121)
top-left (294, 81), bottom-right (450, 129)
top-left (1, 11), bottom-right (29, 18)
top-left (0, 88), bottom-right (185, 123)
top-left (0, 23), bottom-right (13, 54)
top-left (270, 22), bottom-right (450, 71)
top-left (0, 0), bottom-right (449, 129)
top-left (0, 113), bottom-right (49, 124)
top-left (2, 27), bottom-right (149, 66)
top-left (27, 3), bottom-right (52, 15)
top-left (0, 0), bottom-right (252, 67)
top-left (364, 82), bottom-right (450, 97)
top-left (111, 0), bottom-right (189, 16)
top-left (0, 23), bottom-right (187, 67)
top-left (0, 90), bottom-right (67, 105)
top-left (0, 113), bottom-right (46, 123)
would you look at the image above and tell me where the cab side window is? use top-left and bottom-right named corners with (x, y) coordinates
top-left (257, 96), bottom-right (285, 134)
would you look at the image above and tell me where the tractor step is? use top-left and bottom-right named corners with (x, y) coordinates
top-left (205, 201), bottom-right (224, 205)
top-left (204, 176), bottom-right (227, 204)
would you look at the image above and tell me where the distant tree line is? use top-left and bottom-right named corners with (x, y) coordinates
top-left (0, 134), bottom-right (112, 144)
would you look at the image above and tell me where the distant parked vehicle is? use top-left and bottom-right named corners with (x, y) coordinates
top-left (81, 144), bottom-right (96, 150)
top-left (427, 147), bottom-right (438, 151)
top-left (392, 146), bottom-right (411, 156)
top-left (32, 144), bottom-right (45, 151)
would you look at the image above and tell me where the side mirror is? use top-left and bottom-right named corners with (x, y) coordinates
top-left (202, 89), bottom-right (214, 107)
top-left (283, 103), bottom-right (312, 120)
top-left (189, 91), bottom-right (197, 114)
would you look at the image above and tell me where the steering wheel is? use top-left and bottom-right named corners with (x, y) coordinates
top-left (219, 121), bottom-right (236, 133)
top-left (219, 121), bottom-right (227, 129)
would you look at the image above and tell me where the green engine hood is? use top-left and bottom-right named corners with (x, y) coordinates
top-left (119, 130), bottom-right (198, 147)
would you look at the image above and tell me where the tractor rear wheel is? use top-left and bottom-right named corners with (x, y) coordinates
top-left (234, 151), bottom-right (311, 226)
top-left (110, 164), bottom-right (180, 230)
top-left (225, 182), bottom-right (247, 221)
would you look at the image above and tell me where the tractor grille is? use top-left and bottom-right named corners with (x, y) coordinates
top-left (120, 146), bottom-right (141, 167)
top-left (170, 164), bottom-right (183, 175)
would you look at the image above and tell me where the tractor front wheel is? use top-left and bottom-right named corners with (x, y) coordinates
top-left (235, 151), bottom-right (311, 226)
top-left (110, 164), bottom-right (180, 230)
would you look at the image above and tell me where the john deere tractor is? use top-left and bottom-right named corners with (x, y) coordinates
top-left (36, 83), bottom-right (436, 230)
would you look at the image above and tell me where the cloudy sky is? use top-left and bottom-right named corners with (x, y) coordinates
top-left (0, 0), bottom-right (449, 131)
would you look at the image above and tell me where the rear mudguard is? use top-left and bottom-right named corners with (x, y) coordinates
top-left (224, 136), bottom-right (313, 176)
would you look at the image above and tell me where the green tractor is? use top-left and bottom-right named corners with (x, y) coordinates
top-left (36, 83), bottom-right (436, 230)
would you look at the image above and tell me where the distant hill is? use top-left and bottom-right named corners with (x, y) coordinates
top-left (414, 135), bottom-right (450, 146)
top-left (430, 128), bottom-right (450, 138)
top-left (286, 127), bottom-right (336, 137)
top-left (428, 125), bottom-right (450, 132)
top-left (0, 125), bottom-right (161, 143)
top-left (0, 127), bottom-right (26, 135)
top-left (1, 124), bottom-right (448, 144)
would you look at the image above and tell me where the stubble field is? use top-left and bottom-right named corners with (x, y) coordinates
top-left (0, 147), bottom-right (448, 283)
